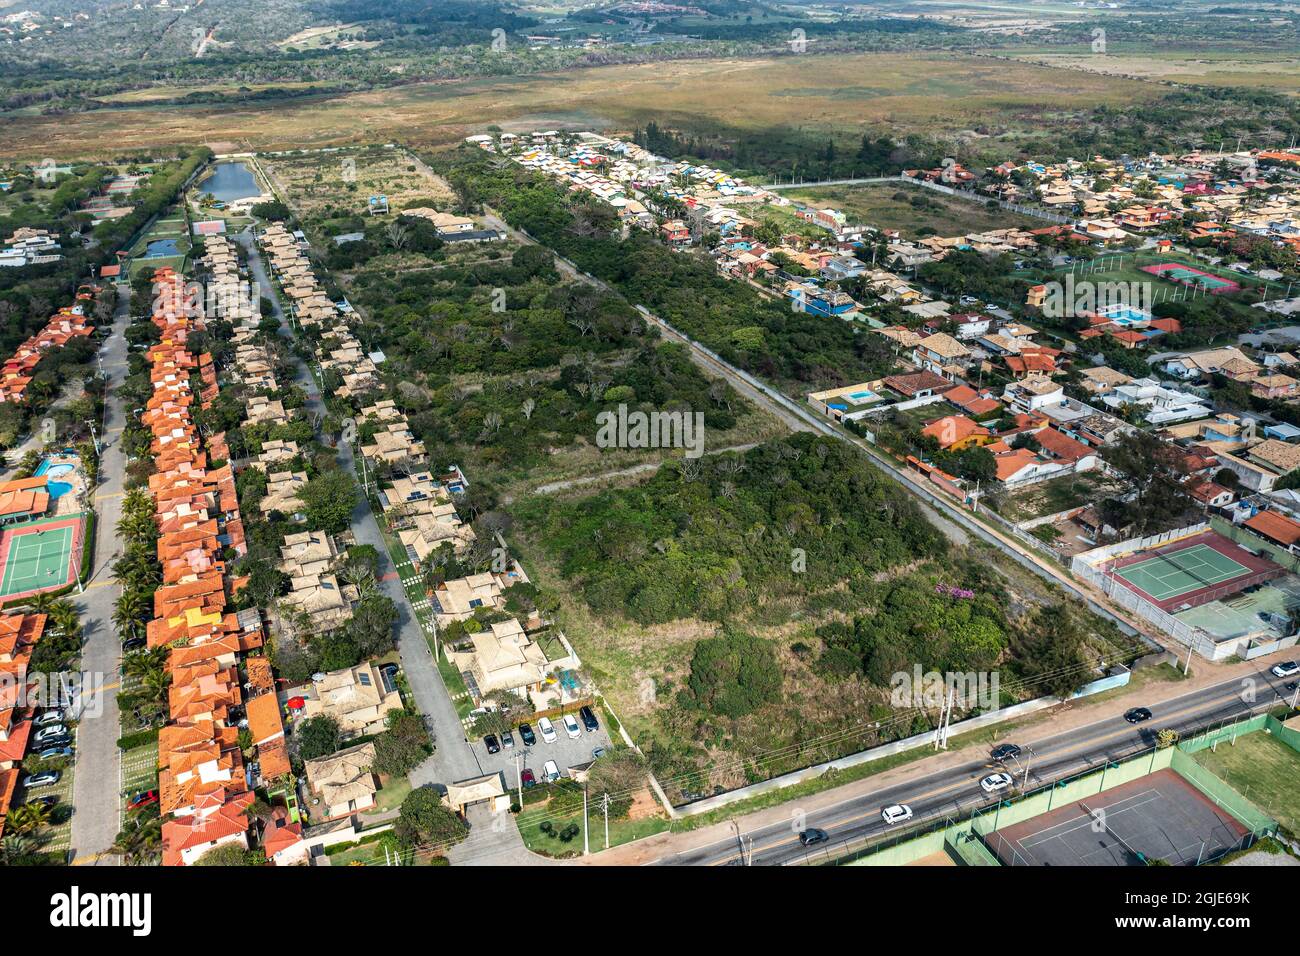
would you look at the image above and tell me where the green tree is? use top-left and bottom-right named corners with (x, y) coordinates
top-left (299, 470), bottom-right (358, 534)
top-left (294, 715), bottom-right (342, 761)
top-left (687, 630), bottom-right (783, 718)
top-left (395, 786), bottom-right (469, 849)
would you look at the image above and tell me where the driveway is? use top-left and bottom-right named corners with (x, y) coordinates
top-left (69, 281), bottom-right (133, 864)
top-left (473, 719), bottom-right (613, 792)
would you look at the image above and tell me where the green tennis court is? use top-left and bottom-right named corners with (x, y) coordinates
top-left (1113, 543), bottom-right (1250, 602)
top-left (0, 524), bottom-right (74, 598)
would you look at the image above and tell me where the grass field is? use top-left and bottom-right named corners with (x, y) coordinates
top-left (1193, 731), bottom-right (1300, 835)
top-left (784, 182), bottom-right (1042, 238)
top-left (0, 52), bottom-right (1158, 160)
top-left (997, 47), bottom-right (1300, 94)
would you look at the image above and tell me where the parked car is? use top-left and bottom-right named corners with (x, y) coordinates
top-left (562, 713), bottom-right (581, 739)
top-left (34, 709), bottom-right (65, 728)
top-left (22, 770), bottom-right (60, 789)
top-left (543, 759), bottom-right (560, 783)
top-left (127, 790), bottom-right (157, 810)
top-left (980, 772), bottom-right (1014, 794)
top-left (26, 795), bottom-right (58, 809)
top-left (519, 723), bottom-right (536, 746)
top-left (1270, 661), bottom-right (1300, 679)
top-left (33, 735), bottom-right (70, 750)
top-left (799, 828), bottom-right (830, 847)
top-left (123, 635), bottom-right (147, 652)
top-left (520, 768), bottom-right (536, 788)
top-left (538, 717), bottom-right (557, 744)
top-left (990, 743), bottom-right (1022, 763)
top-left (33, 724), bottom-right (68, 744)
top-left (579, 705), bottom-right (599, 733)
top-left (37, 746), bottom-right (73, 761)
top-left (881, 804), bottom-right (913, 826)
top-left (502, 730), bottom-right (515, 749)
top-left (1124, 707), bottom-right (1153, 724)
top-left (484, 734), bottom-right (501, 755)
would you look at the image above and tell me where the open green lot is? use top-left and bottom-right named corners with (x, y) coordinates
top-left (784, 182), bottom-right (1042, 239)
top-left (1193, 730), bottom-right (1300, 835)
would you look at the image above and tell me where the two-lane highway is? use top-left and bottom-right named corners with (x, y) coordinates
top-left (653, 664), bottom-right (1297, 866)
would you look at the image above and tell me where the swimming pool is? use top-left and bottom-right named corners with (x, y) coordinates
top-left (1099, 303), bottom-right (1153, 326)
top-left (34, 461), bottom-right (74, 479)
top-left (46, 481), bottom-right (73, 500)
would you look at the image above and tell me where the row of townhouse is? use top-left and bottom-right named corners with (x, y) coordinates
top-left (0, 611), bottom-right (49, 832)
top-left (260, 223), bottom-right (339, 329)
top-left (0, 287), bottom-right (96, 403)
top-left (144, 267), bottom-right (305, 866)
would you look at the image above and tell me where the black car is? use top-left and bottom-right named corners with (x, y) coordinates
top-left (33, 735), bottom-right (71, 750)
top-left (484, 734), bottom-right (500, 754)
top-left (1124, 707), bottom-right (1153, 724)
top-left (123, 635), bottom-right (148, 652)
top-left (991, 743), bottom-right (1022, 763)
top-left (27, 795), bottom-right (58, 809)
top-left (799, 828), bottom-right (830, 847)
top-left (579, 705), bottom-right (599, 733)
top-left (518, 723), bottom-right (536, 746)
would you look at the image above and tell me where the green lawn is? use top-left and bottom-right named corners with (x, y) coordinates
top-left (1193, 731), bottom-right (1300, 835)
top-left (121, 739), bottom-right (160, 794)
top-left (515, 798), bottom-right (669, 857)
top-left (366, 773), bottom-right (412, 815)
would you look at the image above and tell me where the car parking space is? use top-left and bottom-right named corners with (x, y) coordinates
top-left (473, 711), bottom-right (614, 790)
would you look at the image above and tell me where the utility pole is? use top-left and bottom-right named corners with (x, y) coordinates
top-left (583, 786), bottom-right (590, 856)
top-left (85, 419), bottom-right (101, 457)
top-left (516, 752), bottom-right (523, 808)
top-left (603, 792), bottom-right (610, 850)
top-left (1183, 639), bottom-right (1194, 675)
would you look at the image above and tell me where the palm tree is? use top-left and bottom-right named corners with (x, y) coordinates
top-left (26, 591), bottom-right (55, 616)
top-left (0, 833), bottom-right (36, 865)
top-left (113, 589), bottom-right (150, 639)
top-left (47, 601), bottom-right (80, 639)
top-left (5, 801), bottom-right (51, 834)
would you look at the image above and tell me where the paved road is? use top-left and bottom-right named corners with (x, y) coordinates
top-left (69, 281), bottom-right (133, 864)
top-left (647, 663), bottom-right (1298, 866)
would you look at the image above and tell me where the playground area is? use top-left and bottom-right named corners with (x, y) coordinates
top-left (0, 514), bottom-right (83, 601)
top-left (1105, 529), bottom-right (1284, 613)
top-left (986, 769), bottom-right (1248, 866)
top-left (1141, 261), bottom-right (1241, 294)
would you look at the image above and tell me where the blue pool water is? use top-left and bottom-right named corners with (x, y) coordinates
top-left (46, 481), bottom-right (72, 500)
top-left (1099, 303), bottom-right (1153, 326)
top-left (143, 238), bottom-right (180, 258)
top-left (34, 461), bottom-right (73, 479)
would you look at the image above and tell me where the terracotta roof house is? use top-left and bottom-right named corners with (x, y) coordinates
top-left (1245, 509), bottom-right (1300, 548)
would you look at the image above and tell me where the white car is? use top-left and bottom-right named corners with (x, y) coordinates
top-left (562, 713), bottom-right (581, 739)
top-left (1270, 661), bottom-right (1299, 679)
top-left (543, 759), bottom-right (560, 783)
top-left (980, 772), bottom-right (1014, 794)
top-left (537, 716), bottom-right (557, 744)
top-left (881, 804), bottom-right (913, 826)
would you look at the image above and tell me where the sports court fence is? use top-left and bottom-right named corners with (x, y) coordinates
top-left (1072, 522), bottom-right (1223, 659)
top-left (840, 707), bottom-right (1284, 867)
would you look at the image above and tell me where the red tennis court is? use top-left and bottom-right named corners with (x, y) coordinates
top-left (1103, 529), bottom-right (1283, 613)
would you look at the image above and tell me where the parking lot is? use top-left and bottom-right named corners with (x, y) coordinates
top-left (471, 712), bottom-right (614, 791)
